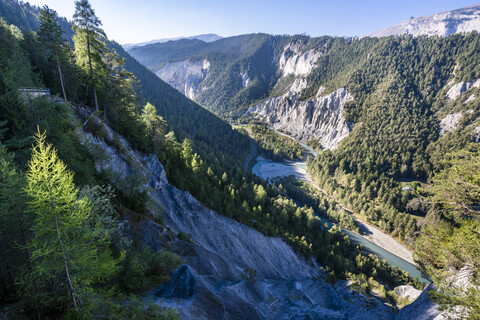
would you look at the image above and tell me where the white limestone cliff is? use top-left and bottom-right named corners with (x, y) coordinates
top-left (446, 79), bottom-right (479, 100)
top-left (370, 5), bottom-right (480, 37)
top-left (155, 59), bottom-right (210, 99)
top-left (279, 42), bottom-right (322, 77)
top-left (248, 78), bottom-right (353, 149)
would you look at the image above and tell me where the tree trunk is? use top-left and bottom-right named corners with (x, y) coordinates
top-left (48, 180), bottom-right (78, 311)
top-left (86, 33), bottom-right (99, 111)
top-left (54, 213), bottom-right (78, 311)
top-left (54, 46), bottom-right (67, 102)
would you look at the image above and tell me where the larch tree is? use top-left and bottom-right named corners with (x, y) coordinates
top-left (23, 130), bottom-right (119, 314)
top-left (38, 6), bottom-right (67, 101)
top-left (72, 0), bottom-right (106, 111)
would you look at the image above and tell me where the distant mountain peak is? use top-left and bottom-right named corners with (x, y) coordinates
top-left (122, 33), bottom-right (222, 50)
top-left (369, 4), bottom-right (480, 37)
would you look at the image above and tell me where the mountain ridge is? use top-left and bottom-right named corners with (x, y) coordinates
top-left (369, 4), bottom-right (480, 37)
top-left (122, 33), bottom-right (223, 50)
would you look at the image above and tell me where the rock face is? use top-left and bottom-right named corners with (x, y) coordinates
top-left (370, 5), bottom-right (480, 37)
top-left (155, 264), bottom-right (196, 299)
top-left (248, 81), bottom-right (353, 149)
top-left (80, 122), bottom-right (395, 320)
top-left (446, 79), bottom-right (479, 100)
top-left (394, 285), bottom-right (422, 303)
top-left (279, 42), bottom-right (322, 77)
top-left (396, 283), bottom-right (442, 320)
top-left (155, 59), bottom-right (210, 99)
top-left (439, 112), bottom-right (462, 135)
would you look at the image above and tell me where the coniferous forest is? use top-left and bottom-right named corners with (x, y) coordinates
top-left (0, 0), bottom-right (479, 318)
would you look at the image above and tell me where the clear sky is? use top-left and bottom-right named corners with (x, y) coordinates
top-left (24, 0), bottom-right (480, 44)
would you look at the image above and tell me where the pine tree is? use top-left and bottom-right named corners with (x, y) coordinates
top-left (23, 129), bottom-right (119, 314)
top-left (38, 6), bottom-right (67, 101)
top-left (72, 0), bottom-right (106, 111)
top-left (0, 128), bottom-right (31, 303)
top-left (102, 47), bottom-right (138, 119)
top-left (141, 102), bottom-right (167, 150)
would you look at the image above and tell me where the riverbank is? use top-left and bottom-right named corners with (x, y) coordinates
top-left (251, 155), bottom-right (417, 266)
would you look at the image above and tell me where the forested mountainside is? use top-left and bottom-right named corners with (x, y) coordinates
top-left (0, 1), bottom-right (439, 318)
top-left (130, 25), bottom-right (480, 239)
top-left (129, 10), bottom-right (480, 316)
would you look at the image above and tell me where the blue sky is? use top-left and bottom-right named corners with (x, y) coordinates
top-left (25, 0), bottom-right (480, 44)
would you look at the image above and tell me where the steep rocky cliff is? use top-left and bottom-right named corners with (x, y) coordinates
top-left (248, 78), bottom-right (353, 149)
top-left (80, 116), bottom-right (396, 319)
top-left (155, 59), bottom-right (210, 99)
top-left (370, 5), bottom-right (480, 37)
top-left (279, 42), bottom-right (322, 77)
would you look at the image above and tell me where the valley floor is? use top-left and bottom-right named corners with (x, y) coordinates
top-left (251, 155), bottom-right (417, 266)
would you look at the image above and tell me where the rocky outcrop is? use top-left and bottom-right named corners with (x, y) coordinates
top-left (396, 283), bottom-right (442, 320)
top-left (155, 265), bottom-right (196, 299)
top-left (248, 80), bottom-right (353, 149)
top-left (438, 109), bottom-right (474, 135)
top-left (155, 59), bottom-right (210, 99)
top-left (439, 112), bottom-right (462, 135)
top-left (472, 126), bottom-right (480, 142)
top-left (394, 285), bottom-right (422, 303)
top-left (370, 5), bottom-right (480, 37)
top-left (279, 42), bottom-right (322, 77)
top-left (446, 79), bottom-right (479, 100)
top-left (79, 119), bottom-right (395, 319)
top-left (241, 72), bottom-right (250, 87)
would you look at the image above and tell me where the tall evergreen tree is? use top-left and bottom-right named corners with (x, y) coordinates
top-left (38, 6), bottom-right (67, 101)
top-left (72, 0), bottom-right (106, 111)
top-left (22, 130), bottom-right (119, 314)
top-left (0, 126), bottom-right (30, 304)
top-left (141, 102), bottom-right (167, 151)
top-left (102, 47), bottom-right (137, 119)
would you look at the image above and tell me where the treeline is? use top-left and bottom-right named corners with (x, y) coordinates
top-left (0, 2), bottom-right (424, 317)
top-left (129, 33), bottom-right (285, 118)
top-left (305, 33), bottom-right (480, 241)
top-left (249, 124), bottom-right (304, 161)
top-left (276, 176), bottom-right (359, 231)
top-left (0, 10), bottom-right (182, 319)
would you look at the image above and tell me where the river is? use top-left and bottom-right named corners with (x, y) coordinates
top-left (251, 153), bottom-right (429, 283)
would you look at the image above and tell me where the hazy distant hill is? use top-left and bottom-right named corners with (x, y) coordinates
top-left (370, 4), bottom-right (480, 37)
top-left (122, 33), bottom-right (223, 50)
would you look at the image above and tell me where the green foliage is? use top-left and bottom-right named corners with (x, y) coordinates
top-left (38, 5), bottom-right (68, 100)
top-left (91, 295), bottom-right (179, 319)
top-left (22, 130), bottom-right (120, 315)
top-left (0, 3), bottom-right (426, 313)
top-left (115, 248), bottom-right (183, 294)
top-left (414, 146), bottom-right (480, 317)
top-left (277, 176), bottom-right (359, 231)
top-left (131, 31), bottom-right (480, 248)
top-left (250, 124), bottom-right (303, 161)
top-left (129, 33), bottom-right (278, 118)
top-left (0, 0), bottom-right (74, 40)
top-left (73, 0), bottom-right (106, 111)
top-left (241, 267), bottom-right (257, 282)
top-left (0, 132), bottom-right (30, 304)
